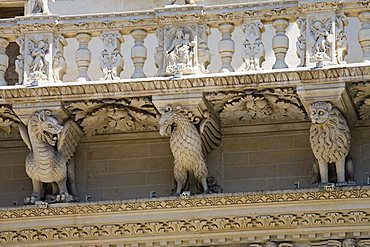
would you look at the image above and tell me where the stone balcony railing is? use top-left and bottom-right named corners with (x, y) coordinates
top-left (0, 0), bottom-right (368, 87)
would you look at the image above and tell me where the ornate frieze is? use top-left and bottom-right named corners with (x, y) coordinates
top-left (65, 98), bottom-right (160, 136)
top-left (208, 88), bottom-right (307, 125)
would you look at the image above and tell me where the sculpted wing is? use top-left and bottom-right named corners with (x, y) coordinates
top-left (19, 122), bottom-right (31, 150)
top-left (199, 111), bottom-right (221, 154)
top-left (57, 120), bottom-right (84, 161)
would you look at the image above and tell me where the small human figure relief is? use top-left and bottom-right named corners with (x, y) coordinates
top-left (336, 13), bottom-right (349, 64)
top-left (296, 18), bottom-right (306, 67)
top-left (100, 32), bottom-right (124, 80)
top-left (15, 38), bottom-right (25, 85)
top-left (168, 0), bottom-right (196, 5)
top-left (309, 102), bottom-right (354, 186)
top-left (29, 0), bottom-right (55, 15)
top-left (308, 19), bottom-right (333, 66)
top-left (159, 107), bottom-right (210, 195)
top-left (27, 39), bottom-right (49, 85)
top-left (165, 28), bottom-right (196, 76)
top-left (242, 20), bottom-right (265, 71)
top-left (20, 110), bottom-right (83, 204)
top-left (52, 35), bottom-right (67, 82)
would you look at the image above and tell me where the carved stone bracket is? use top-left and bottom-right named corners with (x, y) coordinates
top-left (65, 98), bottom-right (160, 136)
top-left (153, 93), bottom-right (222, 154)
top-left (208, 88), bottom-right (307, 125)
top-left (351, 83), bottom-right (370, 122)
top-left (297, 82), bottom-right (357, 127)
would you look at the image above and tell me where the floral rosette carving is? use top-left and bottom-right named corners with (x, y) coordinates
top-left (209, 88), bottom-right (307, 125)
top-left (65, 98), bottom-right (160, 135)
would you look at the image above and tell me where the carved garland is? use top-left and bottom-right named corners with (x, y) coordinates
top-left (208, 88), bottom-right (307, 125)
top-left (64, 98), bottom-right (160, 135)
top-left (1, 211), bottom-right (369, 245)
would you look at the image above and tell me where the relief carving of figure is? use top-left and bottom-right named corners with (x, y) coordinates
top-left (165, 28), bottom-right (195, 76)
top-left (29, 0), bottom-right (55, 15)
top-left (308, 19), bottom-right (333, 66)
top-left (20, 110), bottom-right (83, 204)
top-left (15, 38), bottom-right (25, 85)
top-left (309, 102), bottom-right (353, 185)
top-left (53, 35), bottom-right (67, 82)
top-left (159, 108), bottom-right (209, 195)
top-left (28, 40), bottom-right (49, 84)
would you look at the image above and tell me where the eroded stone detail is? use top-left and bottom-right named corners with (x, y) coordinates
top-left (100, 32), bottom-right (124, 80)
top-left (0, 106), bottom-right (20, 135)
top-left (242, 20), bottom-right (265, 71)
top-left (52, 35), bottom-right (67, 82)
top-left (15, 38), bottom-right (25, 85)
top-left (159, 107), bottom-right (209, 195)
top-left (297, 12), bottom-right (348, 67)
top-left (168, 0), bottom-right (196, 5)
top-left (65, 98), bottom-right (160, 136)
top-left (250, 241), bottom-right (293, 247)
top-left (208, 88), bottom-right (307, 125)
top-left (29, 0), bottom-right (54, 15)
top-left (156, 24), bottom-right (209, 77)
top-left (20, 110), bottom-right (83, 204)
top-left (309, 102), bottom-right (352, 185)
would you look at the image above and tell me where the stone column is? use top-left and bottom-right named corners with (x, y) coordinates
top-left (272, 19), bottom-right (289, 69)
top-left (218, 23), bottom-right (235, 73)
top-left (131, 29), bottom-right (147, 79)
top-left (75, 33), bottom-right (92, 82)
top-left (359, 12), bottom-right (370, 62)
top-left (0, 38), bottom-right (9, 86)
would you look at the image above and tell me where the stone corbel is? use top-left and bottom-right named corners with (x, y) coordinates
top-left (297, 82), bottom-right (357, 127)
top-left (152, 92), bottom-right (222, 153)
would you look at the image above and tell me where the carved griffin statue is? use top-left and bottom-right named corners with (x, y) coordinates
top-left (159, 108), bottom-right (209, 195)
top-left (20, 110), bottom-right (83, 203)
top-left (309, 101), bottom-right (353, 185)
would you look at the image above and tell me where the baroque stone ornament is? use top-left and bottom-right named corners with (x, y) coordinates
top-left (208, 88), bottom-right (307, 125)
top-left (52, 35), bottom-right (67, 82)
top-left (100, 32), bottom-right (124, 80)
top-left (19, 110), bottom-right (83, 204)
top-left (155, 24), bottom-right (210, 77)
top-left (168, 0), bottom-right (196, 5)
top-left (28, 0), bottom-right (55, 15)
top-left (309, 102), bottom-right (352, 185)
top-left (159, 107), bottom-right (209, 195)
top-left (15, 38), bottom-right (25, 85)
top-left (242, 20), bottom-right (265, 71)
top-left (65, 98), bottom-right (160, 136)
top-left (297, 12), bottom-right (348, 67)
top-left (0, 106), bottom-right (20, 135)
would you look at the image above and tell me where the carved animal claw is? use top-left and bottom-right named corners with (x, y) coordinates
top-left (56, 192), bottom-right (74, 203)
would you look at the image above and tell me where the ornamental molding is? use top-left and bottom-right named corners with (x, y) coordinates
top-left (1, 186), bottom-right (370, 220)
top-left (1, 187), bottom-right (370, 246)
top-left (64, 98), bottom-right (160, 136)
top-left (0, 65), bottom-right (369, 102)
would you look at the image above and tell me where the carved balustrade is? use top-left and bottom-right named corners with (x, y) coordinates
top-left (0, 0), bottom-right (367, 86)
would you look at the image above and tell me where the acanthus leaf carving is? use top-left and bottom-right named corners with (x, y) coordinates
top-left (208, 88), bottom-right (307, 125)
top-left (65, 98), bottom-right (160, 136)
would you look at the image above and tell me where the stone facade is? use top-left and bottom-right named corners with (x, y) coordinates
top-left (0, 0), bottom-right (369, 246)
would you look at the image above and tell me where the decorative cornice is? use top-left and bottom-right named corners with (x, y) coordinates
top-left (1, 186), bottom-right (370, 220)
top-left (1, 187), bottom-right (370, 246)
top-left (0, 65), bottom-right (368, 102)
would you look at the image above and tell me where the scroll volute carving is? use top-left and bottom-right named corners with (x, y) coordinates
top-left (19, 109), bottom-right (83, 204)
top-left (65, 98), bottom-right (160, 136)
top-left (309, 101), bottom-right (354, 185)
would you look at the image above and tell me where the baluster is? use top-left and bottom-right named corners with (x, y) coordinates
top-left (75, 33), bottom-right (92, 82)
top-left (100, 31), bottom-right (124, 80)
top-left (218, 23), bottom-right (235, 73)
top-left (242, 20), bottom-right (265, 71)
top-left (272, 19), bottom-right (289, 69)
top-left (0, 38), bottom-right (9, 86)
top-left (131, 29), bottom-right (147, 79)
top-left (359, 12), bottom-right (370, 62)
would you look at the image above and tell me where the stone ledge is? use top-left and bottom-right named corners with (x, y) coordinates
top-left (1, 186), bottom-right (370, 246)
